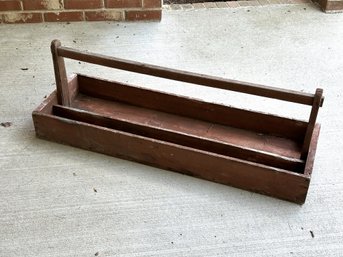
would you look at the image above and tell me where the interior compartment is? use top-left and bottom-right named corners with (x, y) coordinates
top-left (50, 74), bottom-right (308, 173)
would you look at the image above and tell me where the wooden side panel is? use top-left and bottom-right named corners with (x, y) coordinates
top-left (77, 75), bottom-right (308, 141)
top-left (53, 104), bottom-right (305, 172)
top-left (32, 108), bottom-right (310, 204)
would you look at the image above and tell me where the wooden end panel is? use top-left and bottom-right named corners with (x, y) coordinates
top-left (32, 91), bottom-right (58, 139)
top-left (32, 112), bottom-right (310, 203)
top-left (77, 75), bottom-right (308, 141)
top-left (304, 124), bottom-right (321, 177)
top-left (32, 74), bottom-right (78, 115)
top-left (32, 91), bottom-right (58, 114)
top-left (68, 73), bottom-right (79, 101)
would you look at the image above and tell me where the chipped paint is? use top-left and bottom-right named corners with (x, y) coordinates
top-left (104, 11), bottom-right (122, 20)
top-left (3, 13), bottom-right (33, 23)
top-left (41, 0), bottom-right (62, 10)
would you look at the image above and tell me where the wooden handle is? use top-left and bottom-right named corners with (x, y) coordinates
top-left (301, 88), bottom-right (324, 159)
top-left (52, 41), bottom-right (321, 106)
top-left (51, 39), bottom-right (70, 106)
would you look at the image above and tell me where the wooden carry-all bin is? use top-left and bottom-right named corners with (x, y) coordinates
top-left (32, 40), bottom-right (324, 204)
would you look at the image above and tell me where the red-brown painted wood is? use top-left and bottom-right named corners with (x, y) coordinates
top-left (77, 75), bottom-right (308, 141)
top-left (32, 41), bottom-right (324, 204)
top-left (32, 95), bottom-right (312, 204)
top-left (57, 46), bottom-right (319, 106)
top-left (301, 89), bottom-right (324, 159)
top-left (51, 40), bottom-right (70, 106)
top-left (53, 104), bottom-right (305, 172)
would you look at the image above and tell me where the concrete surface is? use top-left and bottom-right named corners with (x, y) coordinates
top-left (1, 3), bottom-right (343, 257)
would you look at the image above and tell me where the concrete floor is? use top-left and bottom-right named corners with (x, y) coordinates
top-left (1, 3), bottom-right (343, 257)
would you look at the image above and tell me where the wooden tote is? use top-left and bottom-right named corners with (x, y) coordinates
top-left (32, 40), bottom-right (324, 204)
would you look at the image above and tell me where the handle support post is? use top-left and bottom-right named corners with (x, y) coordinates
top-left (51, 39), bottom-right (70, 106)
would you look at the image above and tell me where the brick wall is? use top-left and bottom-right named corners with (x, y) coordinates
top-left (320, 0), bottom-right (343, 12)
top-left (0, 0), bottom-right (162, 23)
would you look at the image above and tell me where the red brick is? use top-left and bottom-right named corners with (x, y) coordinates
top-left (85, 10), bottom-right (123, 21)
top-left (105, 0), bottom-right (142, 8)
top-left (143, 0), bottom-right (161, 8)
top-left (0, 0), bottom-right (22, 11)
top-left (23, 0), bottom-right (62, 10)
top-left (125, 10), bottom-right (161, 21)
top-left (44, 11), bottom-right (84, 22)
top-left (64, 0), bottom-right (103, 9)
top-left (326, 0), bottom-right (343, 11)
top-left (2, 12), bottom-right (43, 23)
